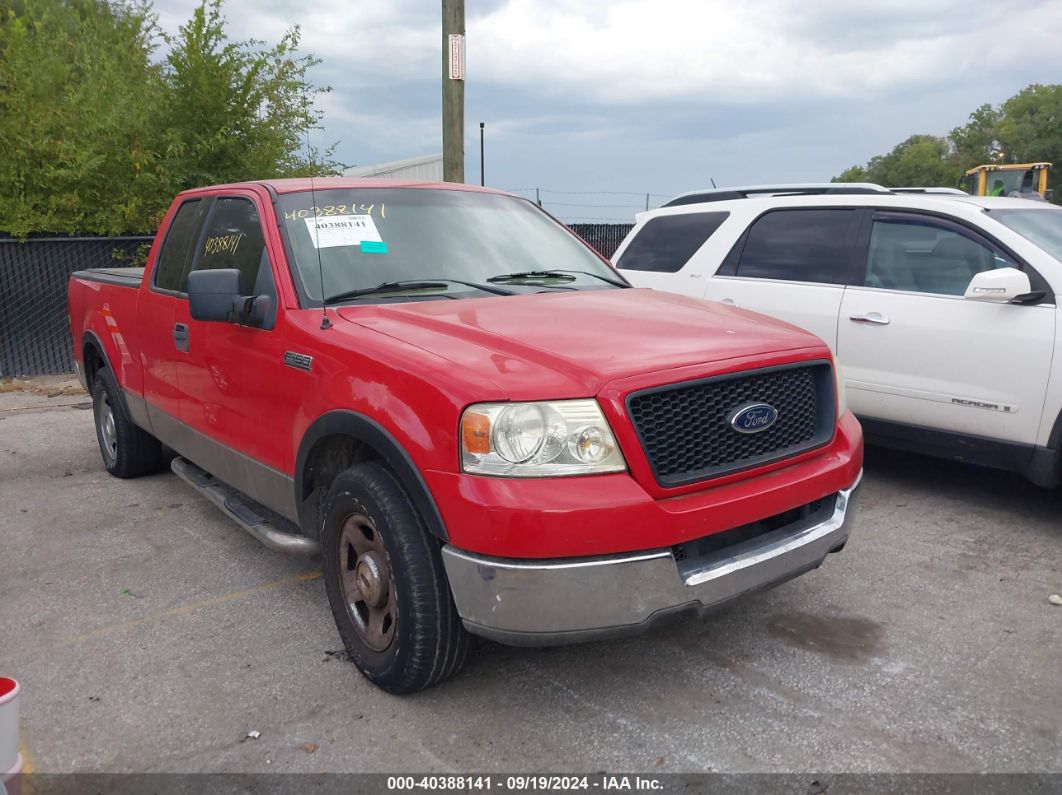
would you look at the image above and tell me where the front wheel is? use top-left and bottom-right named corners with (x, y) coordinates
top-left (321, 462), bottom-right (470, 693)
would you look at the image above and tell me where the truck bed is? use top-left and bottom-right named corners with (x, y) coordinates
top-left (71, 267), bottom-right (145, 288)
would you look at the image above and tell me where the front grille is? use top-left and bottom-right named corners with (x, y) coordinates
top-left (626, 361), bottom-right (835, 487)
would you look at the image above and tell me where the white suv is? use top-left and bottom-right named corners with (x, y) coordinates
top-left (613, 184), bottom-right (1062, 486)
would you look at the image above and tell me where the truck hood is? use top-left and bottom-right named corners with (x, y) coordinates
top-left (336, 288), bottom-right (825, 399)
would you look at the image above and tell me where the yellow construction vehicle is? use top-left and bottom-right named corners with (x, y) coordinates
top-left (960, 162), bottom-right (1052, 199)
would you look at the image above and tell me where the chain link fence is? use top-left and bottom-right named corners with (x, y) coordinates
top-left (0, 236), bottom-right (152, 377)
top-left (568, 223), bottom-right (634, 260)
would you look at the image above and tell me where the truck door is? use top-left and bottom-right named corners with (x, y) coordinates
top-left (175, 192), bottom-right (296, 512)
top-left (837, 210), bottom-right (1054, 445)
top-left (139, 197), bottom-right (209, 426)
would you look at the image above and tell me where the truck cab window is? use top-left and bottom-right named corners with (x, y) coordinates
top-left (188, 196), bottom-right (277, 328)
top-left (191, 197), bottom-right (272, 296)
top-left (153, 199), bottom-right (205, 292)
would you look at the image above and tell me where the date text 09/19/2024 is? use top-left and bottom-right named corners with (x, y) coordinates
top-left (386, 775), bottom-right (664, 791)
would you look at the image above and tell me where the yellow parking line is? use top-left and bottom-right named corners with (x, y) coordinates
top-left (19, 742), bottom-right (35, 774)
top-left (0, 571), bottom-right (321, 666)
top-left (63, 570), bottom-right (322, 647)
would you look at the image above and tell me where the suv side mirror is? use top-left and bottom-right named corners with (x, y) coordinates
top-left (188, 268), bottom-right (241, 322)
top-left (963, 267), bottom-right (1033, 304)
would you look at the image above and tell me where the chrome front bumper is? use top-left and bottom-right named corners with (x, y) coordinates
top-left (442, 470), bottom-right (862, 646)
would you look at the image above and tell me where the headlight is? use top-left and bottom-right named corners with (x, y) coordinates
top-left (831, 353), bottom-right (847, 416)
top-left (461, 400), bottom-right (626, 476)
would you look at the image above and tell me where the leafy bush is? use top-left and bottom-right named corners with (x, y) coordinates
top-left (0, 0), bottom-right (341, 237)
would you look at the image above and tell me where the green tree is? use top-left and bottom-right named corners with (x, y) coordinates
top-left (996, 84), bottom-right (1062, 201)
top-left (0, 0), bottom-right (168, 235)
top-left (832, 164), bottom-right (869, 183)
top-left (996, 84), bottom-right (1062, 163)
top-left (157, 0), bottom-right (340, 193)
top-left (834, 84), bottom-right (1062, 202)
top-left (0, 0), bottom-right (341, 236)
top-left (950, 103), bottom-right (1002, 170)
top-left (834, 135), bottom-right (959, 188)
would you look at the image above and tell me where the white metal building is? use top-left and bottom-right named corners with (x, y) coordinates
top-left (344, 154), bottom-right (444, 182)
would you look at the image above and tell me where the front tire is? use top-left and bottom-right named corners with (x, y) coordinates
top-left (321, 462), bottom-right (470, 693)
top-left (91, 368), bottom-right (164, 478)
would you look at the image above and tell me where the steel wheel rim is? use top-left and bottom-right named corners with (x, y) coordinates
top-left (99, 394), bottom-right (118, 463)
top-left (338, 512), bottom-right (396, 652)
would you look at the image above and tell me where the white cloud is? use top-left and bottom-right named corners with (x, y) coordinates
top-left (150, 0), bottom-right (1062, 217)
top-left (469, 0), bottom-right (1062, 104)
top-left (154, 0), bottom-right (1062, 108)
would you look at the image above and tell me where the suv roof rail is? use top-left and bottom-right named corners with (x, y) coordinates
top-left (890, 187), bottom-right (968, 195)
top-left (662, 183), bottom-right (892, 207)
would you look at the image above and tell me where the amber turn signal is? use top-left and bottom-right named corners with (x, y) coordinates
top-left (461, 410), bottom-right (492, 455)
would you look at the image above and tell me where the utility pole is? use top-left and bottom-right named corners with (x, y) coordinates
top-left (479, 122), bottom-right (485, 186)
top-left (442, 0), bottom-right (465, 183)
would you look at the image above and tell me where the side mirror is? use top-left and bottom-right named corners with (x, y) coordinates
top-left (188, 268), bottom-right (241, 322)
top-left (963, 267), bottom-right (1033, 303)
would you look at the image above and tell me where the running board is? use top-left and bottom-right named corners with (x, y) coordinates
top-left (171, 456), bottom-right (319, 556)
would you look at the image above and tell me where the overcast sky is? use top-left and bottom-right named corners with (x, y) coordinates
top-left (153, 0), bottom-right (1062, 222)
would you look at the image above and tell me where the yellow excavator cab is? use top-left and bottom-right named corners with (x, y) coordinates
top-left (961, 163), bottom-right (1052, 199)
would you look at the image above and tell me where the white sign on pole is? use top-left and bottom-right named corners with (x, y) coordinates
top-left (448, 34), bottom-right (464, 80)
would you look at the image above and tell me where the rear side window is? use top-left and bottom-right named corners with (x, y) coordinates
top-left (733, 209), bottom-right (855, 284)
top-left (191, 197), bottom-right (271, 296)
top-left (153, 199), bottom-right (205, 292)
top-left (616, 212), bottom-right (729, 273)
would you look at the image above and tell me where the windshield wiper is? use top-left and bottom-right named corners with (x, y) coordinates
top-left (487, 269), bottom-right (630, 288)
top-left (324, 278), bottom-right (514, 305)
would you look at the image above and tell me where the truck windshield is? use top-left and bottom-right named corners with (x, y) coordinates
top-left (992, 209), bottom-right (1062, 261)
top-left (276, 188), bottom-right (624, 303)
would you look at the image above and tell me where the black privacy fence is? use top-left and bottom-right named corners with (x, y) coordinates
top-left (0, 225), bottom-right (633, 377)
top-left (568, 223), bottom-right (634, 260)
top-left (0, 236), bottom-right (153, 377)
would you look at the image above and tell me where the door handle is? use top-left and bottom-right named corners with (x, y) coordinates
top-left (721, 298), bottom-right (738, 307)
top-left (849, 312), bottom-right (890, 326)
top-left (173, 322), bottom-right (189, 352)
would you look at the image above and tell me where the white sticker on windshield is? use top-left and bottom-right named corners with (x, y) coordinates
top-left (304, 214), bottom-right (383, 248)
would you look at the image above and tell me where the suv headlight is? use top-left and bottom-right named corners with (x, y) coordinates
top-left (831, 353), bottom-right (847, 416)
top-left (461, 400), bottom-right (627, 476)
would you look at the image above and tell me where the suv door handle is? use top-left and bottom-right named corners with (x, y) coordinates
top-left (849, 312), bottom-right (890, 326)
top-left (721, 298), bottom-right (738, 306)
top-left (173, 322), bottom-right (189, 352)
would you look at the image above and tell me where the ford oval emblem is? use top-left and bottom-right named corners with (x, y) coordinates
top-left (728, 403), bottom-right (778, 434)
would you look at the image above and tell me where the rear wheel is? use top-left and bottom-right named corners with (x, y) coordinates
top-left (321, 462), bottom-right (470, 693)
top-left (91, 367), bottom-right (164, 478)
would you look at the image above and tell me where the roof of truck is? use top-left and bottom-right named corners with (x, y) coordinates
top-left (177, 177), bottom-right (507, 196)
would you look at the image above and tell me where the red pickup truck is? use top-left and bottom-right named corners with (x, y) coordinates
top-left (69, 178), bottom-right (863, 693)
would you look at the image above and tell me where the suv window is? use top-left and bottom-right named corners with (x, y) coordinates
top-left (733, 209), bottom-right (854, 284)
top-left (616, 212), bottom-right (729, 273)
top-left (866, 214), bottom-right (1014, 295)
top-left (191, 197), bottom-right (274, 297)
top-left (153, 199), bottom-right (206, 292)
